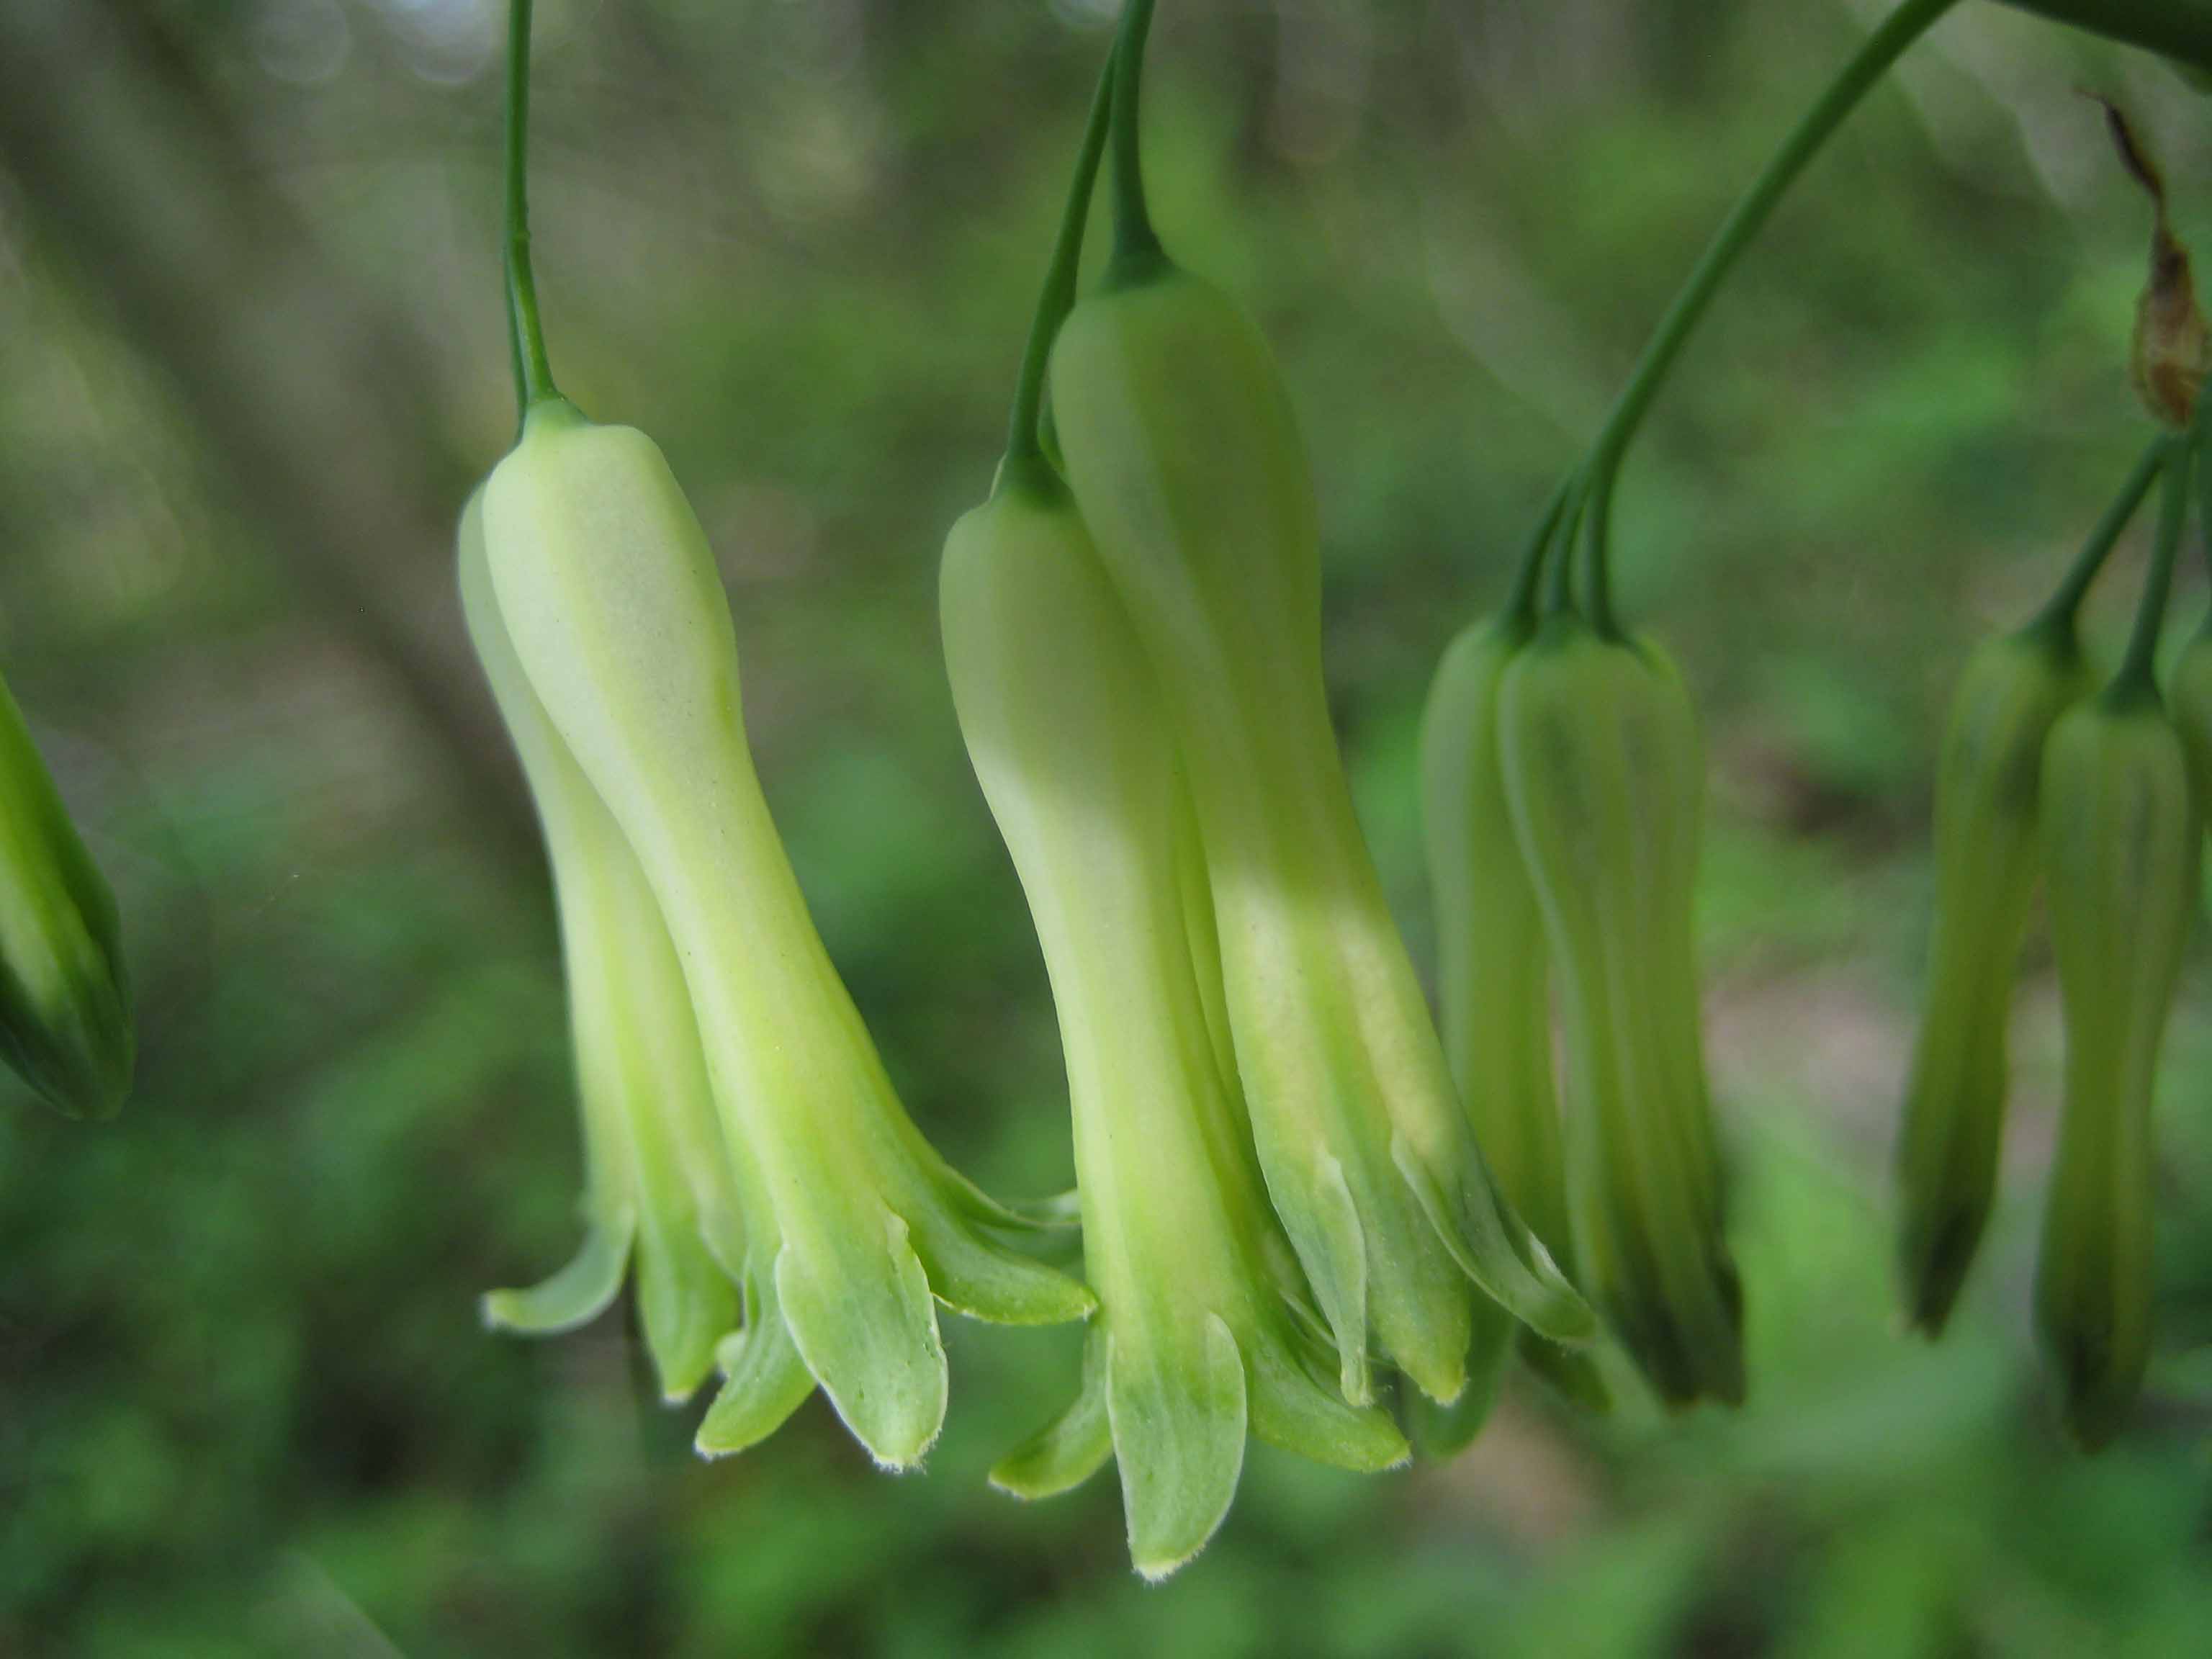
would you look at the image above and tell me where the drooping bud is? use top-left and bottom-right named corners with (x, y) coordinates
top-left (944, 471), bottom-right (1403, 1578)
top-left (1895, 626), bottom-right (2088, 1334)
top-left (1421, 613), bottom-right (1608, 1412)
top-left (1496, 616), bottom-right (1743, 1408)
top-left (1051, 265), bottom-right (1593, 1408)
top-left (482, 403), bottom-right (1092, 1470)
top-left (0, 673), bottom-right (133, 1120)
top-left (460, 493), bottom-right (745, 1401)
top-left (2033, 685), bottom-right (2197, 1448)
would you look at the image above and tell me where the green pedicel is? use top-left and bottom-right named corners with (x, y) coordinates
top-left (460, 494), bottom-right (744, 1401)
top-left (482, 405), bottom-right (1092, 1470)
top-left (0, 670), bottom-right (133, 1120)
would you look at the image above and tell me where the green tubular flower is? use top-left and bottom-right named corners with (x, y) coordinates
top-left (482, 403), bottom-right (1093, 1470)
top-left (1051, 266), bottom-right (1593, 1407)
top-left (459, 494), bottom-right (743, 1402)
top-left (1894, 626), bottom-right (2088, 1335)
top-left (1421, 613), bottom-right (1609, 1413)
top-left (0, 670), bottom-right (132, 1120)
top-left (1496, 615), bottom-right (1744, 1408)
top-left (2034, 687), bottom-right (2197, 1449)
top-left (943, 471), bottom-right (1405, 1580)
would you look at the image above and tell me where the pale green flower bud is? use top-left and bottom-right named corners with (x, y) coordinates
top-left (482, 403), bottom-right (1092, 1470)
top-left (943, 470), bottom-right (1405, 1578)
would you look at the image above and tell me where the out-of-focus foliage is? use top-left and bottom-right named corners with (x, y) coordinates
top-left (1, 1), bottom-right (2209, 1654)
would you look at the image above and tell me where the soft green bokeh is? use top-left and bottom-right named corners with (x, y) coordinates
top-left (2, 1), bottom-right (2208, 1653)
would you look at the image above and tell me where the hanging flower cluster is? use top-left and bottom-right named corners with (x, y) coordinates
top-left (421, 0), bottom-right (2212, 1581)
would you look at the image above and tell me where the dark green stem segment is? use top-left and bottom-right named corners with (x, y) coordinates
top-left (1108, 0), bottom-right (1162, 271)
top-left (1544, 493), bottom-right (1588, 619)
top-left (1588, 0), bottom-right (1958, 483)
top-left (505, 0), bottom-right (559, 417)
top-left (1992, 0), bottom-right (2212, 69)
top-left (1002, 53), bottom-right (1118, 477)
top-left (2022, 438), bottom-right (2170, 644)
top-left (1567, 0), bottom-right (1958, 626)
top-left (2110, 439), bottom-right (2193, 698)
top-left (1502, 484), bottom-right (1570, 624)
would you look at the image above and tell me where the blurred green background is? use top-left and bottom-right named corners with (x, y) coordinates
top-left (4, 1), bottom-right (2211, 1653)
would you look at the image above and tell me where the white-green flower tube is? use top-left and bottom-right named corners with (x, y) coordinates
top-left (460, 493), bottom-right (745, 1402)
top-left (1051, 268), bottom-right (1593, 1406)
top-left (943, 474), bottom-right (1406, 1578)
top-left (482, 404), bottom-right (1093, 1470)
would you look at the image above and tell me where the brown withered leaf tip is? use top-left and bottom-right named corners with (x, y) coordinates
top-left (2091, 95), bottom-right (2208, 428)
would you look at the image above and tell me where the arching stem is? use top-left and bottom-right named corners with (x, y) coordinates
top-left (1108, 0), bottom-right (1162, 275)
top-left (505, 0), bottom-right (559, 420)
top-left (1570, 0), bottom-right (1959, 622)
top-left (2108, 439), bottom-right (2192, 702)
top-left (1000, 53), bottom-right (1118, 484)
top-left (2020, 438), bottom-right (2170, 647)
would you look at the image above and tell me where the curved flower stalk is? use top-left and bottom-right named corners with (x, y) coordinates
top-left (0, 670), bottom-right (132, 1120)
top-left (2033, 446), bottom-right (2199, 1449)
top-left (1421, 608), bottom-right (1609, 1413)
top-left (459, 495), bottom-right (744, 1402)
top-left (482, 404), bottom-right (1093, 1469)
top-left (1496, 617), bottom-right (1745, 1408)
top-left (944, 475), bottom-right (1407, 1578)
top-left (1893, 627), bottom-right (2089, 1334)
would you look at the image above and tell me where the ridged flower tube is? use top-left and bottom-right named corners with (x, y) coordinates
top-left (1894, 626), bottom-right (2087, 1334)
top-left (0, 671), bottom-right (132, 1120)
top-left (2034, 686), bottom-right (2196, 1447)
top-left (1051, 267), bottom-right (1593, 1407)
top-left (459, 494), bottom-right (744, 1401)
top-left (482, 403), bottom-right (1093, 1469)
top-left (1421, 611), bottom-right (1608, 1413)
top-left (943, 472), bottom-right (1406, 1578)
top-left (1497, 615), bottom-right (1744, 1408)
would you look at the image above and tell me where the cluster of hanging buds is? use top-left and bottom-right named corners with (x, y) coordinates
top-left (446, 0), bottom-right (2212, 1579)
top-left (467, 0), bottom-right (1092, 1472)
top-left (0, 673), bottom-right (133, 1120)
top-left (1424, 538), bottom-right (1743, 1411)
top-left (1896, 108), bottom-right (2211, 1448)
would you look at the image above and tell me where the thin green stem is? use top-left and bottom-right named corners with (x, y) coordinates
top-left (1581, 465), bottom-right (1618, 637)
top-left (1588, 0), bottom-right (1956, 478)
top-left (1573, 0), bottom-right (1956, 621)
top-left (1001, 53), bottom-right (1117, 478)
top-left (505, 0), bottom-right (558, 418)
top-left (2021, 437), bottom-right (2168, 644)
top-left (2110, 439), bottom-right (2190, 699)
top-left (1544, 492), bottom-right (1586, 619)
top-left (1109, 0), bottom-right (1161, 271)
top-left (1501, 484), bottom-right (1570, 623)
